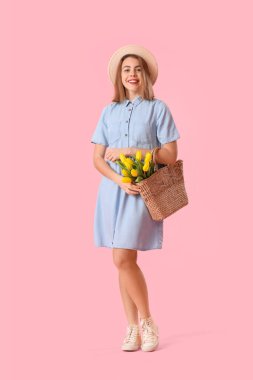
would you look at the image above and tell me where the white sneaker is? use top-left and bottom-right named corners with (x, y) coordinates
top-left (140, 316), bottom-right (159, 352)
top-left (121, 324), bottom-right (141, 351)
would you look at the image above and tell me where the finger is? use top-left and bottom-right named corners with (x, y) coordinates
top-left (128, 191), bottom-right (139, 195)
top-left (130, 186), bottom-right (140, 192)
top-left (128, 188), bottom-right (140, 194)
top-left (130, 186), bottom-right (140, 191)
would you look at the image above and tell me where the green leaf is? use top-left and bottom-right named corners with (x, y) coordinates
top-left (136, 161), bottom-right (144, 177)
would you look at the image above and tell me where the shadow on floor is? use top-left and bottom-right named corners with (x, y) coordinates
top-left (158, 329), bottom-right (223, 350)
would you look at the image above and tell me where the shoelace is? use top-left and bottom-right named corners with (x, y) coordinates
top-left (123, 325), bottom-right (140, 343)
top-left (140, 318), bottom-right (158, 344)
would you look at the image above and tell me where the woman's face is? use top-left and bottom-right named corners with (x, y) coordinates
top-left (121, 56), bottom-right (143, 97)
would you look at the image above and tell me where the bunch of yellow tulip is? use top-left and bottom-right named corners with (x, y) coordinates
top-left (116, 150), bottom-right (155, 183)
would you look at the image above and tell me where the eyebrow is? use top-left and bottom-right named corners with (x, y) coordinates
top-left (122, 65), bottom-right (142, 69)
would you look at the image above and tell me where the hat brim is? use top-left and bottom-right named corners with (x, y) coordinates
top-left (107, 44), bottom-right (158, 86)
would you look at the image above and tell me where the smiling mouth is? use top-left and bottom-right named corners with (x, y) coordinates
top-left (128, 80), bottom-right (139, 84)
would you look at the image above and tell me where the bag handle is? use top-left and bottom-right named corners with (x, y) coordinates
top-left (152, 146), bottom-right (178, 169)
top-left (151, 147), bottom-right (160, 170)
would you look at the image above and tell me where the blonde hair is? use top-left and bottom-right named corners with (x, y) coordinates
top-left (111, 54), bottom-right (155, 103)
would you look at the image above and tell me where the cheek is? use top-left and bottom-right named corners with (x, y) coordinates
top-left (121, 74), bottom-right (127, 82)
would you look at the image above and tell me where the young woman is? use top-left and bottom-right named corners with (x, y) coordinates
top-left (91, 44), bottom-right (180, 352)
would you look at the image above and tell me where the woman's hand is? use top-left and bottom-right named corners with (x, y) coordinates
top-left (105, 148), bottom-right (130, 162)
top-left (114, 175), bottom-right (140, 195)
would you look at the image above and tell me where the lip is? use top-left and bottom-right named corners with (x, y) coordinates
top-left (128, 79), bottom-right (139, 83)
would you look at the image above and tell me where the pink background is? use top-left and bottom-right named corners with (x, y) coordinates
top-left (3, 0), bottom-right (253, 379)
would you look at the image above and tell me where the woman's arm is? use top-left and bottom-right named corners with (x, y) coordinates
top-left (93, 144), bottom-right (122, 184)
top-left (104, 147), bottom-right (151, 161)
top-left (104, 144), bottom-right (177, 164)
top-left (127, 142), bottom-right (178, 165)
top-left (154, 141), bottom-right (178, 165)
top-left (93, 144), bottom-right (140, 194)
top-left (125, 147), bottom-right (152, 157)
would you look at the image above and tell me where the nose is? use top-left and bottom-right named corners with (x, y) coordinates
top-left (129, 69), bottom-right (138, 75)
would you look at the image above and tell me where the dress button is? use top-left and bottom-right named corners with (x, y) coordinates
top-left (125, 120), bottom-right (129, 123)
top-left (125, 133), bottom-right (128, 136)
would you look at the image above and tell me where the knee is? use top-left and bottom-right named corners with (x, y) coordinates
top-left (113, 249), bottom-right (137, 270)
top-left (114, 258), bottom-right (134, 270)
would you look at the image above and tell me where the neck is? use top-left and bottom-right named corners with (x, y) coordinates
top-left (127, 92), bottom-right (142, 101)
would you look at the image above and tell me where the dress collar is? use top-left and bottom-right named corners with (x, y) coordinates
top-left (124, 95), bottom-right (143, 107)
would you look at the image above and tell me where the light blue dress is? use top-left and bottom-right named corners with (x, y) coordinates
top-left (91, 95), bottom-right (180, 251)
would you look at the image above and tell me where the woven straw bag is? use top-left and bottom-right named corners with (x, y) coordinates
top-left (137, 147), bottom-right (189, 221)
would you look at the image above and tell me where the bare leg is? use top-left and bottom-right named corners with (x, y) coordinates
top-left (119, 271), bottom-right (139, 325)
top-left (113, 248), bottom-right (151, 322)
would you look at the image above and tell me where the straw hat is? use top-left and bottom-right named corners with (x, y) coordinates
top-left (108, 44), bottom-right (158, 85)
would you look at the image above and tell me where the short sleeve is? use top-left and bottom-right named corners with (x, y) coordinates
top-left (91, 105), bottom-right (109, 146)
top-left (156, 101), bottom-right (180, 144)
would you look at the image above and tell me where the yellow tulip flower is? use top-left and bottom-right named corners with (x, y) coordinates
top-left (136, 150), bottom-right (142, 161)
top-left (122, 177), bottom-right (132, 183)
top-left (125, 160), bottom-right (133, 170)
top-left (145, 152), bottom-right (152, 163)
top-left (126, 157), bottom-right (134, 165)
top-left (121, 169), bottom-right (129, 176)
top-left (124, 161), bottom-right (133, 170)
top-left (143, 161), bottom-right (150, 172)
top-left (131, 169), bottom-right (138, 177)
top-left (119, 153), bottom-right (127, 163)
